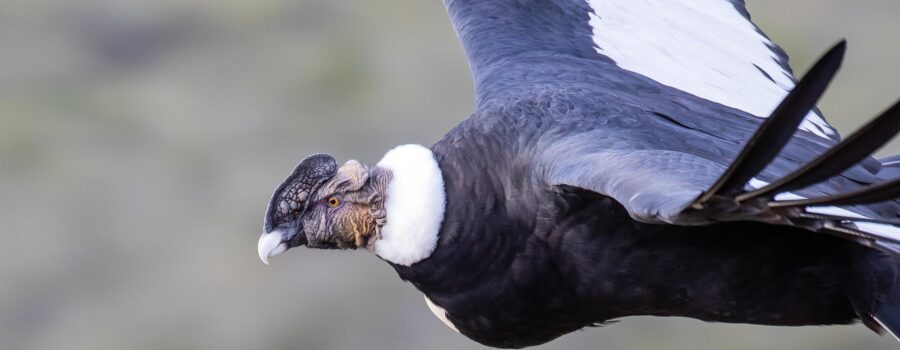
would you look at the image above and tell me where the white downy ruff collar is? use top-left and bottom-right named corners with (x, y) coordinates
top-left (373, 144), bottom-right (446, 266)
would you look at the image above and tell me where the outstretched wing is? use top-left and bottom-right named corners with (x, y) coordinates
top-left (541, 44), bottom-right (900, 253)
top-left (443, 0), bottom-right (900, 254)
top-left (445, 0), bottom-right (835, 138)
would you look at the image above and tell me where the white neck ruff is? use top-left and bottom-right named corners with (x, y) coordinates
top-left (373, 144), bottom-right (446, 266)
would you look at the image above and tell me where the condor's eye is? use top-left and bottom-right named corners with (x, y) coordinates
top-left (326, 196), bottom-right (342, 208)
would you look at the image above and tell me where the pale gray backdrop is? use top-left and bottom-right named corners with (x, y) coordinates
top-left (2, 0), bottom-right (899, 349)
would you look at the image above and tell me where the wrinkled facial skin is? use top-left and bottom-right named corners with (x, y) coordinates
top-left (262, 155), bottom-right (391, 262)
top-left (295, 161), bottom-right (389, 250)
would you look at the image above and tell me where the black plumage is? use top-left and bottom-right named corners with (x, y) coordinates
top-left (389, 69), bottom-right (899, 347)
top-left (260, 0), bottom-right (900, 347)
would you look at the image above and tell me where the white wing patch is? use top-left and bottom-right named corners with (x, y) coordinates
top-left (586, 0), bottom-right (835, 139)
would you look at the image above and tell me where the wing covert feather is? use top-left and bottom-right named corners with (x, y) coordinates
top-left (543, 147), bottom-right (718, 223)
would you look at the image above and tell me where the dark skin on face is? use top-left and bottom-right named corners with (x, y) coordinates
top-left (296, 160), bottom-right (391, 250)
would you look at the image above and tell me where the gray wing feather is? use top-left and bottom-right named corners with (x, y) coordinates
top-left (545, 147), bottom-right (717, 223)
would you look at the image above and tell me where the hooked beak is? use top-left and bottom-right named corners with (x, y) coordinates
top-left (258, 227), bottom-right (306, 265)
top-left (258, 230), bottom-right (288, 265)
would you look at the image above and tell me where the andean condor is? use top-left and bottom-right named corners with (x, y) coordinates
top-left (257, 0), bottom-right (900, 347)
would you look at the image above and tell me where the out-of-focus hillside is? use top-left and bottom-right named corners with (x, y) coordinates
top-left (1, 1), bottom-right (898, 349)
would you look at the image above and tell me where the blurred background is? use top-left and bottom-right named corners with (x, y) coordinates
top-left (2, 0), bottom-right (899, 349)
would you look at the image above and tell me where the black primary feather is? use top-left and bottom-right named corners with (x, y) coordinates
top-left (740, 99), bottom-right (900, 201)
top-left (696, 41), bottom-right (846, 202)
top-left (771, 177), bottom-right (900, 208)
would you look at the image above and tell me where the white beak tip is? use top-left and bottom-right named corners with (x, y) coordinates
top-left (258, 231), bottom-right (289, 265)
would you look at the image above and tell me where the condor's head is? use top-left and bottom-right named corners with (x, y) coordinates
top-left (258, 145), bottom-right (446, 266)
